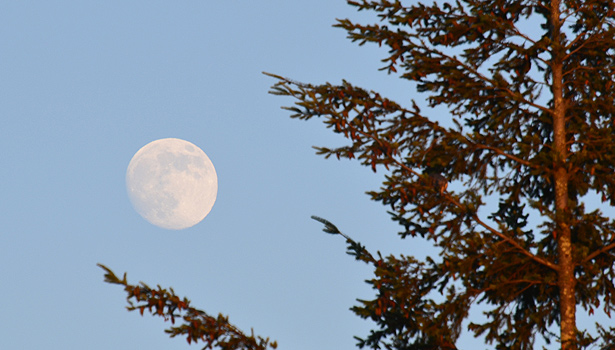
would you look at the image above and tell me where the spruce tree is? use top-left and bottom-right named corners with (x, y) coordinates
top-left (267, 0), bottom-right (615, 349)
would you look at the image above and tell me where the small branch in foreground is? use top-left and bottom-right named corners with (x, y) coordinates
top-left (311, 216), bottom-right (376, 263)
top-left (98, 264), bottom-right (277, 350)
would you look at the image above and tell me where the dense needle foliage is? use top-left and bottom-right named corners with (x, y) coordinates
top-left (266, 0), bottom-right (615, 349)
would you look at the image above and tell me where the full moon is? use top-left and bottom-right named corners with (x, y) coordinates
top-left (126, 138), bottom-right (218, 230)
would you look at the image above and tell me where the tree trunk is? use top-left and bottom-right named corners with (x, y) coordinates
top-left (550, 0), bottom-right (576, 348)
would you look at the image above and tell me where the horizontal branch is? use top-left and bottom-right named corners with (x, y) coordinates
top-left (464, 137), bottom-right (534, 168)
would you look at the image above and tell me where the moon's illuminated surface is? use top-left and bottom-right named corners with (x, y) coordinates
top-left (126, 138), bottom-right (218, 230)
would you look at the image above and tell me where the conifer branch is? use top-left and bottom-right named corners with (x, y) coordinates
top-left (563, 12), bottom-right (614, 60)
top-left (403, 163), bottom-right (558, 271)
top-left (433, 50), bottom-right (552, 115)
top-left (582, 241), bottom-right (615, 264)
top-left (263, 72), bottom-right (313, 89)
top-left (464, 139), bottom-right (533, 168)
top-left (331, 113), bottom-right (556, 271)
top-left (97, 264), bottom-right (277, 350)
top-left (267, 71), bottom-right (557, 272)
top-left (311, 216), bottom-right (376, 263)
top-left (462, 202), bottom-right (559, 271)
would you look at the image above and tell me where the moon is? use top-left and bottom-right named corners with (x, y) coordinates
top-left (126, 138), bottom-right (218, 230)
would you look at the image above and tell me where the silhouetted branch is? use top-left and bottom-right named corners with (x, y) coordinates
top-left (98, 264), bottom-right (277, 350)
top-left (311, 216), bottom-right (376, 263)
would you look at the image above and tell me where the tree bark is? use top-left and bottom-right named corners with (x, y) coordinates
top-left (550, 0), bottom-right (577, 348)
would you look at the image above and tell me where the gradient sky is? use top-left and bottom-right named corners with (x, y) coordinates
top-left (1, 1), bottom-right (610, 350)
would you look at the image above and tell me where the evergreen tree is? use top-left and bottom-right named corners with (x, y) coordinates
top-left (266, 0), bottom-right (615, 349)
top-left (101, 0), bottom-right (615, 349)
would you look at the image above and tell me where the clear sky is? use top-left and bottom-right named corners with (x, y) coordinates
top-left (0, 1), bottom-right (610, 350)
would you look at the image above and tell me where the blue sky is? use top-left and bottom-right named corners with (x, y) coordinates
top-left (0, 1), bottom-right (610, 350)
top-left (0, 2), bottom-right (409, 349)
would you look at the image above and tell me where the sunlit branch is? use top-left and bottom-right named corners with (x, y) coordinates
top-left (562, 30), bottom-right (593, 61)
top-left (464, 138), bottom-right (534, 168)
top-left (582, 241), bottom-right (615, 264)
top-left (442, 192), bottom-right (559, 271)
top-left (430, 49), bottom-right (552, 116)
top-left (375, 131), bottom-right (559, 271)
top-left (562, 65), bottom-right (601, 78)
top-left (562, 9), bottom-right (615, 60)
top-left (334, 103), bottom-right (555, 271)
top-left (501, 279), bottom-right (558, 287)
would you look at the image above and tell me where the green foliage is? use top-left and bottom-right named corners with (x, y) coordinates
top-left (98, 264), bottom-right (277, 350)
top-left (267, 0), bottom-right (615, 349)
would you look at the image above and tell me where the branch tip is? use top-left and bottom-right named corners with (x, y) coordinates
top-left (311, 215), bottom-right (342, 235)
